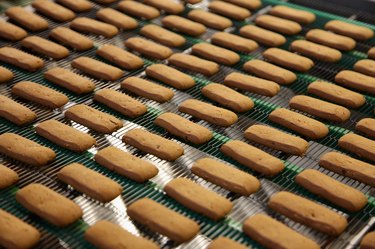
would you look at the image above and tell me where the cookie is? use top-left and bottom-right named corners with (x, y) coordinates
top-left (306, 29), bottom-right (356, 51)
top-left (94, 89), bottom-right (147, 118)
top-left (0, 47), bottom-right (44, 72)
top-left (356, 118), bottom-right (375, 138)
top-left (263, 48), bottom-right (314, 72)
top-left (94, 146), bottom-right (158, 183)
top-left (5, 6), bottom-right (48, 31)
top-left (162, 15), bottom-right (206, 36)
top-left (65, 104), bottom-right (123, 134)
top-left (295, 169), bottom-right (368, 212)
top-left (12, 81), bottom-right (68, 108)
top-left (145, 64), bottom-right (195, 90)
top-left (268, 191), bottom-right (348, 235)
top-left (16, 184), bottom-right (82, 227)
top-left (191, 157), bottom-right (260, 196)
top-left (58, 163), bottom-right (122, 202)
top-left (188, 9), bottom-right (232, 30)
top-left (187, 0), bottom-right (202, 3)
top-left (360, 232), bottom-right (375, 249)
top-left (56, 0), bottom-right (93, 12)
top-left (290, 40), bottom-right (342, 63)
top-left (243, 214), bottom-right (320, 249)
top-left (338, 133), bottom-right (375, 162)
top-left (208, 1), bottom-right (250, 21)
top-left (140, 24), bottom-right (185, 47)
top-left (32, 0), bottom-right (75, 22)
top-left (269, 108), bottom-right (329, 139)
top-left (154, 112), bottom-right (213, 144)
top-left (164, 177), bottom-right (233, 220)
top-left (210, 32), bottom-right (258, 53)
top-left (0, 209), bottom-right (40, 249)
top-left (270, 5), bottom-right (315, 24)
top-left (117, 1), bottom-right (160, 20)
top-left (36, 119), bottom-right (96, 152)
top-left (335, 70), bottom-right (375, 94)
top-left (127, 198), bottom-right (200, 243)
top-left (244, 124), bottom-right (309, 155)
top-left (96, 44), bottom-right (143, 71)
top-left (85, 220), bottom-right (159, 249)
top-left (121, 77), bottom-right (174, 103)
top-left (0, 95), bottom-right (37, 125)
top-left (307, 81), bottom-right (365, 109)
top-left (21, 36), bottom-right (69, 60)
top-left (201, 83), bottom-right (254, 112)
top-left (0, 164), bottom-right (19, 189)
top-left (325, 20), bottom-right (374, 41)
top-left (0, 133), bottom-right (56, 167)
top-left (0, 66), bottom-right (13, 83)
top-left (144, 0), bottom-right (184, 14)
top-left (354, 59), bottom-right (375, 77)
top-left (243, 59), bottom-right (297, 85)
top-left (192, 43), bottom-right (240, 66)
top-left (220, 140), bottom-right (285, 176)
top-left (70, 17), bottom-right (118, 38)
top-left (0, 21), bottom-right (27, 41)
top-left (49, 27), bottom-right (93, 51)
top-left (239, 25), bottom-right (286, 47)
top-left (123, 128), bottom-right (184, 161)
top-left (369, 47), bottom-right (375, 59)
top-left (168, 53), bottom-right (219, 76)
top-left (289, 95), bottom-right (351, 122)
top-left (71, 57), bottom-right (123, 81)
top-left (224, 72), bottom-right (280, 97)
top-left (125, 37), bottom-right (173, 60)
top-left (208, 237), bottom-right (248, 249)
top-left (319, 152), bottom-right (375, 186)
top-left (255, 14), bottom-right (302, 35)
top-left (178, 99), bottom-right (238, 127)
top-left (219, 0), bottom-right (261, 10)
top-left (96, 8), bottom-right (138, 30)
top-left (44, 67), bottom-right (95, 94)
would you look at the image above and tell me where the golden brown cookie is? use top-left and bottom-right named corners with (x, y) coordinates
top-left (70, 17), bottom-right (118, 38)
top-left (306, 29), bottom-right (356, 51)
top-left (168, 53), bottom-right (219, 76)
top-left (140, 24), bottom-right (185, 47)
top-left (255, 14), bottom-right (302, 35)
top-left (96, 8), bottom-right (138, 30)
top-left (188, 10), bottom-right (232, 30)
top-left (263, 48), bottom-right (314, 72)
top-left (290, 40), bottom-right (342, 63)
top-left (270, 5), bottom-right (315, 24)
top-left (240, 25), bottom-right (286, 47)
top-left (32, 0), bottom-right (75, 22)
top-left (209, 1), bottom-right (251, 21)
top-left (211, 32), bottom-right (258, 53)
top-left (338, 133), bottom-right (375, 162)
top-left (354, 59), bottom-right (375, 77)
top-left (162, 15), bottom-right (206, 36)
top-left (49, 27), bottom-right (93, 51)
top-left (0, 95), bottom-right (36, 125)
top-left (192, 43), bottom-right (240, 66)
top-left (335, 70), bottom-right (375, 94)
top-left (125, 37), bottom-right (173, 60)
top-left (356, 118), bottom-right (375, 138)
top-left (21, 36), bottom-right (69, 60)
top-left (325, 20), bottom-right (374, 41)
top-left (0, 47), bottom-right (44, 72)
top-left (0, 21), bottom-right (27, 41)
top-left (118, 1), bottom-right (160, 20)
top-left (5, 6), bottom-right (48, 31)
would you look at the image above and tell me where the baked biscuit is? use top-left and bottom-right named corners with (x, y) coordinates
top-left (243, 59), bottom-right (297, 85)
top-left (325, 20), bottom-right (374, 41)
top-left (0, 164), bottom-right (19, 189)
top-left (118, 1), bottom-right (160, 20)
top-left (5, 6), bottom-right (48, 31)
top-left (255, 14), bottom-right (302, 35)
top-left (71, 57), bottom-right (123, 81)
top-left (144, 0), bottom-right (184, 14)
top-left (244, 124), bottom-right (309, 155)
top-left (356, 118), bottom-right (375, 138)
top-left (306, 29), bottom-right (356, 51)
top-left (263, 48), bottom-right (314, 72)
top-left (164, 177), bottom-right (233, 220)
top-left (240, 25), bottom-right (286, 47)
top-left (221, 140), bottom-right (285, 176)
top-left (21, 36), bottom-right (69, 60)
top-left (335, 70), bottom-right (375, 94)
top-left (36, 119), bottom-right (96, 152)
top-left (269, 108), bottom-right (329, 139)
top-left (12, 81), bottom-right (68, 108)
top-left (65, 104), bottom-right (123, 134)
top-left (121, 77), bottom-right (174, 103)
top-left (188, 10), bottom-right (232, 30)
top-left (162, 15), bottom-right (206, 36)
top-left (307, 81), bottom-right (365, 109)
top-left (354, 59), bottom-right (375, 77)
top-left (219, 0), bottom-right (261, 10)
top-left (154, 112), bottom-right (213, 144)
top-left (224, 72), bottom-right (280, 97)
top-left (0, 47), bottom-right (44, 72)
top-left (16, 184), bottom-right (82, 227)
top-left (140, 24), bottom-right (185, 47)
top-left (319, 152), bottom-right (375, 186)
top-left (0, 66), bottom-right (13, 83)
top-left (58, 163), bottom-right (122, 202)
top-left (211, 32), bottom-right (258, 53)
top-left (56, 0), bottom-right (93, 12)
top-left (270, 5), bottom-right (315, 24)
top-left (168, 53), bottom-right (219, 76)
top-left (296, 169), bottom-right (368, 212)
top-left (123, 128), bottom-right (184, 161)
top-left (0, 95), bottom-right (37, 125)
top-left (96, 44), bottom-right (143, 71)
top-left (146, 64), bottom-right (195, 90)
top-left (95, 146), bottom-right (158, 183)
top-left (360, 232), bottom-right (375, 249)
top-left (338, 133), bottom-right (375, 162)
top-left (0, 21), bottom-right (27, 41)
top-left (94, 89), bottom-right (147, 118)
top-left (179, 99), bottom-right (238, 127)
top-left (368, 47), bottom-right (375, 59)
top-left (32, 0), bottom-right (75, 22)
top-left (192, 157), bottom-right (260, 196)
top-left (125, 37), bottom-right (173, 60)
top-left (127, 198), bottom-right (199, 243)
top-left (49, 27), bottom-right (93, 51)
top-left (70, 17), bottom-right (118, 38)
top-left (96, 8), bottom-right (138, 30)
top-left (208, 1), bottom-right (251, 21)
top-left (290, 40), bottom-right (342, 63)
top-left (192, 43), bottom-right (240, 66)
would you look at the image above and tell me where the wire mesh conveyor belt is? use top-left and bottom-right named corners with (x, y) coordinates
top-left (0, 0), bottom-right (374, 248)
